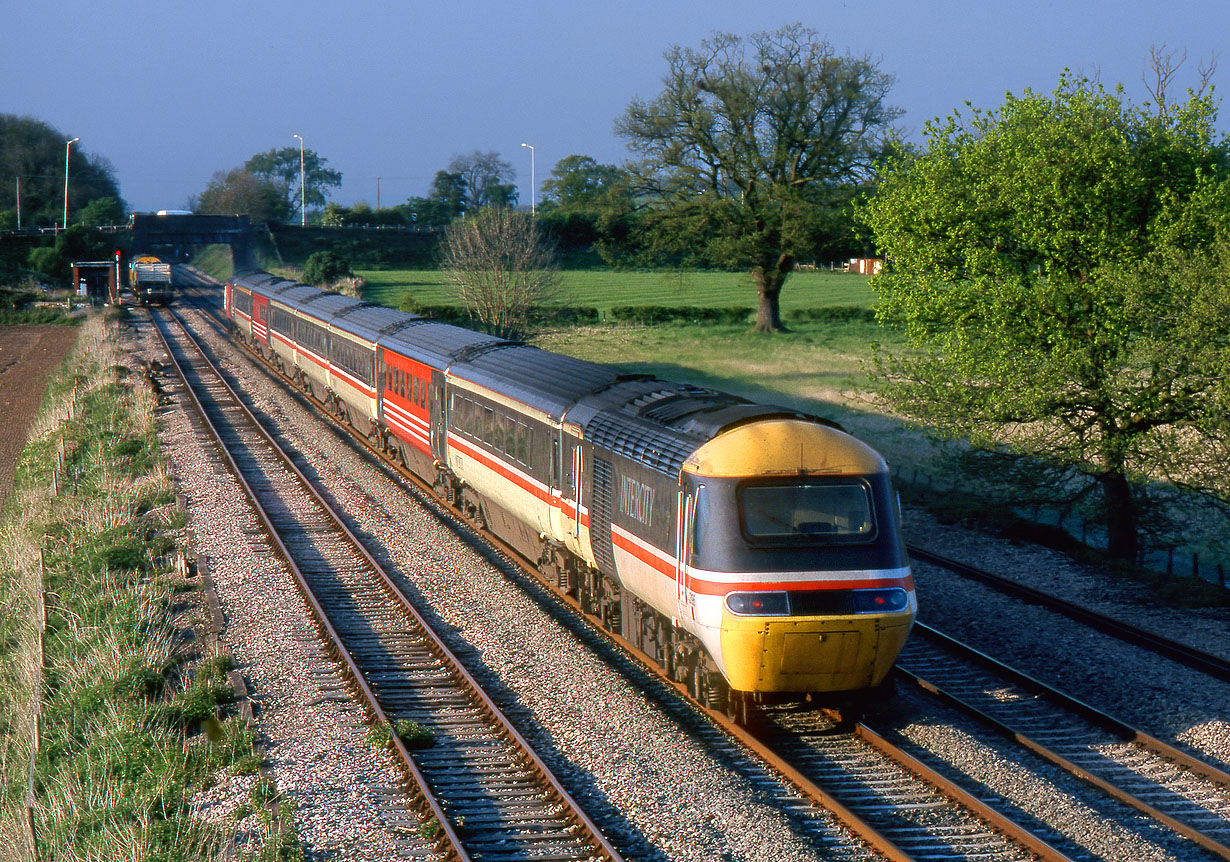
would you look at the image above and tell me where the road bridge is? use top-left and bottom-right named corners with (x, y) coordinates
top-left (128, 213), bottom-right (257, 268)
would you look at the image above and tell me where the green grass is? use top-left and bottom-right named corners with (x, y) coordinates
top-left (359, 267), bottom-right (874, 313)
top-left (0, 313), bottom-right (275, 860)
top-left (359, 265), bottom-right (935, 477)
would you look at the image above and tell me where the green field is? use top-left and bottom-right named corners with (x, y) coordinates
top-left (357, 266), bottom-right (934, 474)
top-left (358, 267), bottom-right (875, 313)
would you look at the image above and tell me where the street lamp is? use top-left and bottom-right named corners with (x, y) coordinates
top-left (292, 134), bottom-right (306, 226)
top-left (520, 142), bottom-right (535, 216)
top-left (63, 137), bottom-right (79, 231)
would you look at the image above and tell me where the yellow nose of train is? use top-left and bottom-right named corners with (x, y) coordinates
top-left (680, 419), bottom-right (916, 695)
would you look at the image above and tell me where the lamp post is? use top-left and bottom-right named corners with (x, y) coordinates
top-left (292, 134), bottom-right (305, 226)
top-left (63, 137), bottom-right (79, 231)
top-left (520, 142), bottom-right (535, 216)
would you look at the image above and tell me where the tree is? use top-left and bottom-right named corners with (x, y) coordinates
top-left (616, 24), bottom-right (899, 331)
top-left (245, 146), bottom-right (342, 218)
top-left (0, 114), bottom-right (125, 227)
top-left (859, 70), bottom-right (1230, 563)
top-left (404, 170), bottom-right (468, 226)
top-left (447, 151), bottom-right (516, 211)
top-left (303, 250), bottom-right (358, 294)
top-left (539, 155), bottom-right (626, 213)
top-left (439, 208), bottom-right (559, 338)
top-left (77, 196), bottom-right (124, 226)
top-left (535, 155), bottom-right (633, 249)
top-left (195, 168), bottom-right (289, 223)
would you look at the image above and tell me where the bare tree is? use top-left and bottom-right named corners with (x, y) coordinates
top-left (1144, 44), bottom-right (1218, 117)
top-left (447, 150), bottom-right (516, 209)
top-left (440, 208), bottom-right (559, 338)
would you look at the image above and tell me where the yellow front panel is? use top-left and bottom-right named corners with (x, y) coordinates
top-left (720, 612), bottom-right (912, 693)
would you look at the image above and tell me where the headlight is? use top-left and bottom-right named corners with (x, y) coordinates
top-left (725, 591), bottom-right (790, 616)
top-left (850, 588), bottom-right (909, 613)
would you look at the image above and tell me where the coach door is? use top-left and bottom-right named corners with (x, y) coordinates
top-left (675, 487), bottom-right (696, 622)
top-left (561, 433), bottom-right (581, 540)
top-left (429, 374), bottom-right (445, 461)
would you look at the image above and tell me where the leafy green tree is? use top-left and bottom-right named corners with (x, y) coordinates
top-left (27, 246), bottom-right (65, 279)
top-left (195, 168), bottom-right (289, 223)
top-left (616, 24), bottom-right (899, 331)
top-left (859, 72), bottom-right (1230, 563)
top-left (303, 250), bottom-right (353, 286)
top-left (539, 155), bottom-right (625, 213)
top-left (77, 196), bottom-right (124, 226)
top-left (245, 146), bottom-right (342, 217)
top-left (0, 114), bottom-right (125, 227)
top-left (404, 170), bottom-right (468, 226)
top-left (54, 224), bottom-right (113, 262)
top-left (537, 155), bottom-right (631, 249)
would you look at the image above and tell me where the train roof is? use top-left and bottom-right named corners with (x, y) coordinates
top-left (567, 378), bottom-right (831, 477)
top-left (298, 293), bottom-right (364, 320)
top-left (380, 320), bottom-right (503, 370)
top-left (267, 284), bottom-right (325, 307)
top-left (231, 271), bottom-right (279, 291)
top-left (449, 343), bottom-right (623, 419)
top-left (329, 304), bottom-right (420, 342)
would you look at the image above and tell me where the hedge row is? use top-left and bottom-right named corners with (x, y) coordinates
top-left (395, 300), bottom-right (873, 328)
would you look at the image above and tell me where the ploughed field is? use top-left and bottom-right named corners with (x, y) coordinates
top-left (0, 325), bottom-right (79, 504)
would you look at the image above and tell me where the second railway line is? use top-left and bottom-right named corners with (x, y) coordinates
top-left (150, 271), bottom-right (1230, 860)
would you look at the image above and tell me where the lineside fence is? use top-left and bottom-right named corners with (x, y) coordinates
top-left (893, 464), bottom-right (1228, 591)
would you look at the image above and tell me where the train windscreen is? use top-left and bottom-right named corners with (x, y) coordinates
top-left (738, 481), bottom-right (875, 543)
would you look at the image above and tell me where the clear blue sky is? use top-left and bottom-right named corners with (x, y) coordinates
top-left (4, 0), bottom-right (1226, 214)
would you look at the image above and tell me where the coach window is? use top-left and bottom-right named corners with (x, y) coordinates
top-left (691, 484), bottom-right (709, 560)
top-left (517, 422), bottom-right (529, 466)
top-left (481, 407), bottom-right (493, 444)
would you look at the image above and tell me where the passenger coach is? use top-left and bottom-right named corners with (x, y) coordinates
top-left (224, 270), bottom-right (916, 716)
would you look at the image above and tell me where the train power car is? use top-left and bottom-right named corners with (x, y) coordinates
top-left (224, 270), bottom-right (916, 719)
top-left (129, 255), bottom-right (174, 305)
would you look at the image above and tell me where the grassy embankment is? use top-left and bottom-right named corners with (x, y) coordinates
top-left (0, 312), bottom-right (296, 860)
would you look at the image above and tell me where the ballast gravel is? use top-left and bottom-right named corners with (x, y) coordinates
top-left (135, 294), bottom-right (1230, 861)
top-left (902, 509), bottom-right (1230, 774)
top-left (139, 305), bottom-right (857, 861)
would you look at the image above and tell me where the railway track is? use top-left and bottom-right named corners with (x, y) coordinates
top-left (907, 546), bottom-right (1230, 683)
top-left (166, 282), bottom-right (1088, 861)
top-left (893, 624), bottom-right (1230, 860)
top-left (167, 277), bottom-right (1228, 859)
top-left (149, 305), bottom-right (622, 862)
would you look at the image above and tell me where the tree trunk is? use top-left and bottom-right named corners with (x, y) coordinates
top-left (752, 260), bottom-right (789, 333)
top-left (1101, 470), bottom-right (1138, 564)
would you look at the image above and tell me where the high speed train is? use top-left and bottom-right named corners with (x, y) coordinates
top-left (224, 270), bottom-right (915, 718)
